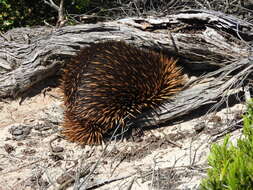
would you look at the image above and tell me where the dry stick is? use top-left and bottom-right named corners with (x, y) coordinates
top-left (37, 164), bottom-right (57, 189)
top-left (0, 31), bottom-right (9, 41)
top-left (43, 0), bottom-right (65, 27)
top-left (110, 154), bottom-right (127, 177)
top-left (57, 0), bottom-right (66, 27)
top-left (85, 175), bottom-right (133, 190)
top-left (211, 119), bottom-right (243, 142)
top-left (73, 160), bottom-right (92, 190)
top-left (58, 168), bottom-right (91, 190)
top-left (79, 120), bottom-right (135, 188)
top-left (76, 123), bottom-right (124, 189)
top-left (162, 132), bottom-right (183, 148)
top-left (73, 151), bottom-right (88, 190)
top-left (107, 119), bottom-right (135, 177)
top-left (168, 30), bottom-right (178, 54)
top-left (189, 135), bottom-right (205, 167)
top-left (150, 158), bottom-right (157, 189)
top-left (1, 158), bottom-right (47, 175)
top-left (44, 0), bottom-right (59, 11)
top-left (56, 151), bottom-right (89, 190)
top-left (125, 177), bottom-right (136, 190)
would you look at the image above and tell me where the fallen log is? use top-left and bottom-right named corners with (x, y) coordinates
top-left (0, 9), bottom-right (252, 125)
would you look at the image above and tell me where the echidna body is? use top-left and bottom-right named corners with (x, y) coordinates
top-left (62, 41), bottom-right (184, 145)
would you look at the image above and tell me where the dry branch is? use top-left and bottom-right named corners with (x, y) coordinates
top-left (136, 58), bottom-right (253, 127)
top-left (44, 0), bottom-right (66, 27)
top-left (0, 9), bottom-right (252, 125)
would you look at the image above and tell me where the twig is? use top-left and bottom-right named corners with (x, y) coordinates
top-left (44, 0), bottom-right (59, 11)
top-left (86, 175), bottom-right (133, 190)
top-left (0, 32), bottom-right (10, 41)
top-left (150, 158), bottom-right (157, 189)
top-left (162, 132), bottom-right (183, 148)
top-left (110, 154), bottom-right (127, 177)
top-left (125, 177), bottom-right (136, 190)
top-left (211, 120), bottom-right (243, 142)
top-left (1, 159), bottom-right (47, 175)
top-left (58, 168), bottom-right (90, 190)
top-left (43, 0), bottom-right (66, 27)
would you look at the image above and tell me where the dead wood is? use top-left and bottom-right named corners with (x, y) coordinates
top-left (0, 9), bottom-right (252, 125)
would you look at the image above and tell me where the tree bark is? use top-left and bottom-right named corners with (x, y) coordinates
top-left (0, 9), bottom-right (252, 124)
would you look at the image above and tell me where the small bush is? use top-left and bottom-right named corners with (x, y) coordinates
top-left (0, 0), bottom-right (91, 32)
top-left (0, 0), bottom-right (55, 31)
top-left (201, 100), bottom-right (253, 190)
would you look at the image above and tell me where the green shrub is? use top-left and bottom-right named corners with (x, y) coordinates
top-left (201, 100), bottom-right (253, 190)
top-left (0, 0), bottom-right (54, 31)
top-left (0, 0), bottom-right (91, 32)
top-left (68, 0), bottom-right (91, 13)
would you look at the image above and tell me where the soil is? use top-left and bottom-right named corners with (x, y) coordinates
top-left (0, 86), bottom-right (246, 190)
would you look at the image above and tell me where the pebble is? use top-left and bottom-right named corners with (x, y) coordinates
top-left (8, 123), bottom-right (31, 140)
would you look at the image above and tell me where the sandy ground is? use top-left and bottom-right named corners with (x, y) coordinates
top-left (0, 87), bottom-right (246, 190)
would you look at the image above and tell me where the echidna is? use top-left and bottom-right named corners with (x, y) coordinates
top-left (61, 41), bottom-right (185, 145)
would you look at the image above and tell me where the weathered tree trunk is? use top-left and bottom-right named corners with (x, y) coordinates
top-left (0, 9), bottom-right (252, 125)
